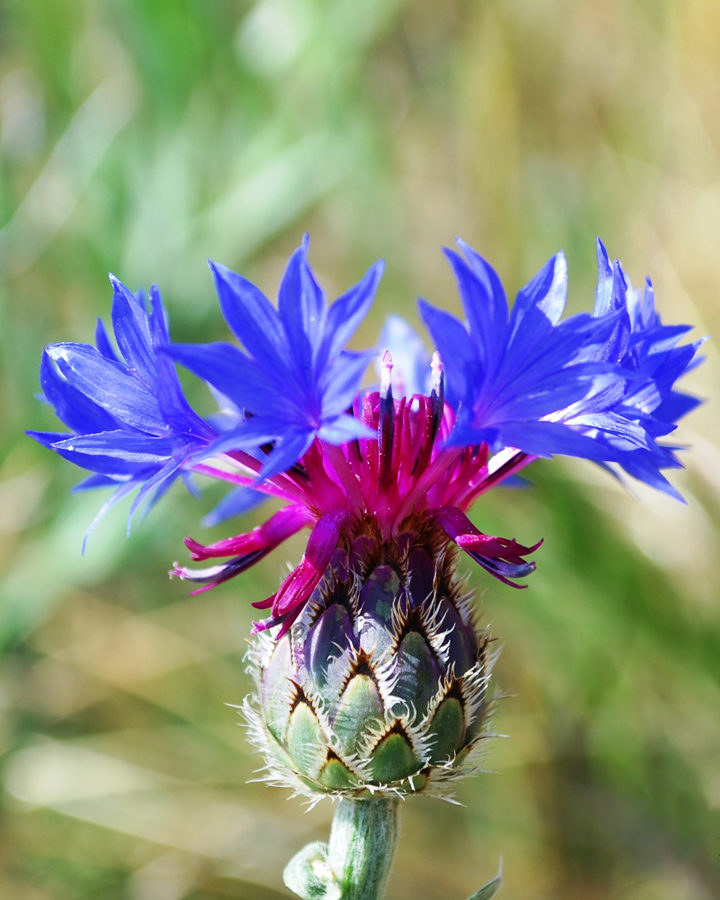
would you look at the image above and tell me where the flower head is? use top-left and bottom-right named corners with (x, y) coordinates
top-left (30, 237), bottom-right (703, 626)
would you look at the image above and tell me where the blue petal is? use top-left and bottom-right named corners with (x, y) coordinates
top-left (421, 237), bottom-right (704, 500)
top-left (493, 375), bottom-right (592, 422)
top-left (203, 486), bottom-right (266, 527)
top-left (165, 342), bottom-right (297, 420)
top-left (654, 390), bottom-right (703, 423)
top-left (81, 480), bottom-right (138, 553)
top-left (148, 287), bottom-right (215, 443)
top-left (127, 458), bottom-right (183, 534)
top-left (48, 343), bottom-right (165, 433)
top-left (320, 351), bottom-right (375, 416)
top-left (317, 414), bottom-right (373, 444)
top-left (593, 238), bottom-right (614, 316)
top-left (454, 239), bottom-right (509, 355)
top-left (318, 260), bottom-right (384, 368)
top-left (278, 236), bottom-right (328, 377)
top-left (417, 298), bottom-right (481, 408)
top-left (177, 243), bottom-right (383, 473)
top-left (498, 421), bottom-right (626, 461)
top-left (34, 273), bottom-right (215, 542)
top-left (258, 429), bottom-right (315, 480)
top-left (445, 421), bottom-right (501, 450)
top-left (444, 247), bottom-right (507, 380)
top-left (509, 252), bottom-right (567, 340)
top-left (203, 418), bottom-right (293, 458)
top-left (566, 411), bottom-right (652, 450)
top-left (72, 473), bottom-right (128, 492)
top-left (27, 430), bottom-right (149, 476)
top-left (278, 243), bottom-right (315, 379)
top-left (40, 350), bottom-right (119, 434)
top-left (110, 276), bottom-right (157, 389)
top-left (51, 431), bottom-right (174, 462)
top-left (618, 453), bottom-right (686, 503)
top-left (95, 318), bottom-right (120, 362)
top-left (209, 261), bottom-right (291, 377)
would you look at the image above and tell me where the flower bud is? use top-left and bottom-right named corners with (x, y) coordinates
top-left (245, 527), bottom-right (496, 800)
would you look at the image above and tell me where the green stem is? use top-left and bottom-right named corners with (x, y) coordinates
top-left (284, 798), bottom-right (400, 900)
top-left (328, 799), bottom-right (399, 900)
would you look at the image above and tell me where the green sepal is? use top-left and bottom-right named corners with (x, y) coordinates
top-left (452, 743), bottom-right (475, 769)
top-left (369, 732), bottom-right (418, 783)
top-left (427, 696), bottom-right (465, 763)
top-left (318, 757), bottom-right (360, 791)
top-left (390, 631), bottom-right (440, 717)
top-left (333, 674), bottom-right (384, 756)
top-left (286, 703), bottom-right (328, 779)
top-left (261, 637), bottom-right (294, 741)
top-left (395, 771), bottom-right (428, 793)
top-left (264, 728), bottom-right (302, 773)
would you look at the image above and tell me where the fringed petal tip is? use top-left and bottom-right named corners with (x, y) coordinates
top-left (251, 606), bottom-right (302, 639)
top-left (435, 506), bottom-right (542, 589)
top-left (463, 553), bottom-right (536, 589)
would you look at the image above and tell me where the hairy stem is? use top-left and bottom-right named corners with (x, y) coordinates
top-left (284, 798), bottom-right (400, 900)
top-left (328, 799), bottom-right (399, 900)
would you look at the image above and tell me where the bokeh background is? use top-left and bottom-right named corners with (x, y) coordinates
top-left (1, 1), bottom-right (719, 898)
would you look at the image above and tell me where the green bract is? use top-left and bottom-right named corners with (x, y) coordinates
top-left (244, 527), bottom-right (497, 801)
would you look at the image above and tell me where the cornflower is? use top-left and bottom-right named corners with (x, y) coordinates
top-left (29, 236), bottom-right (703, 900)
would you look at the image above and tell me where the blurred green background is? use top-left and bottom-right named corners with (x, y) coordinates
top-left (1, 1), bottom-right (719, 898)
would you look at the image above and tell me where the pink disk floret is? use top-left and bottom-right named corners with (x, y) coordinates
top-left (173, 351), bottom-right (542, 630)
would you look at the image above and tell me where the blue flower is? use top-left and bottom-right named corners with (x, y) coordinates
top-left (165, 236), bottom-right (384, 479)
top-left (418, 238), bottom-right (703, 496)
top-left (28, 278), bottom-right (216, 541)
top-left (559, 239), bottom-right (705, 499)
top-left (30, 234), bottom-right (704, 566)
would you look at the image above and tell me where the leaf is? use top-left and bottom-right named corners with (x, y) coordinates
top-left (465, 861), bottom-right (503, 900)
top-left (283, 841), bottom-right (341, 900)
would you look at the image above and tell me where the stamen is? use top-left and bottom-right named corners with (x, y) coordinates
top-left (410, 396), bottom-right (433, 477)
top-left (379, 350), bottom-right (395, 486)
top-left (430, 351), bottom-right (445, 441)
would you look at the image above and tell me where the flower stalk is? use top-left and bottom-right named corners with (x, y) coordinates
top-left (326, 799), bottom-right (399, 900)
top-left (284, 798), bottom-right (400, 900)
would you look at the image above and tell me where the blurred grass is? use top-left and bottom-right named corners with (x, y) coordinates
top-left (1, 1), bottom-right (719, 898)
